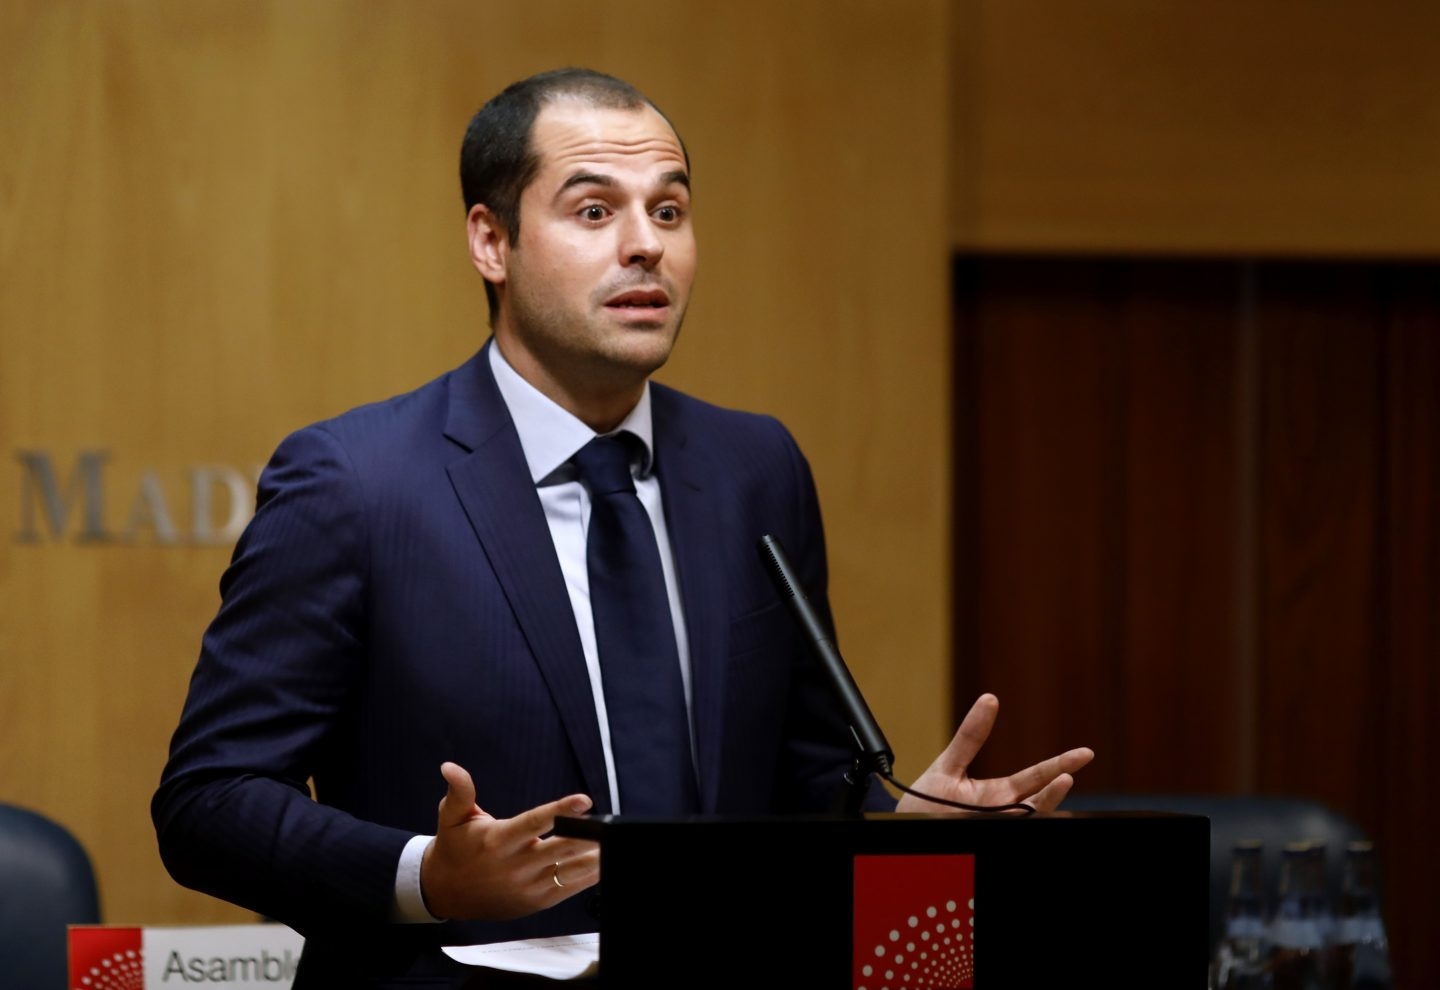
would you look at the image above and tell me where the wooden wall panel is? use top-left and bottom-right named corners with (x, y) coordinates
top-left (956, 261), bottom-right (1130, 777)
top-left (954, 256), bottom-right (1438, 987)
top-left (1378, 275), bottom-right (1440, 986)
top-left (1256, 269), bottom-right (1384, 816)
top-left (951, 1), bottom-right (1440, 256)
top-left (1, 0), bottom-right (952, 928)
top-left (1118, 266), bottom-right (1245, 793)
top-left (956, 260), bottom-right (1245, 790)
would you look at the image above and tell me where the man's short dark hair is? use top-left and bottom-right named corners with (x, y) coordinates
top-left (460, 68), bottom-right (688, 319)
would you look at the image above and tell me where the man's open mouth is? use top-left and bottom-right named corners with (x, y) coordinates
top-left (606, 289), bottom-right (669, 308)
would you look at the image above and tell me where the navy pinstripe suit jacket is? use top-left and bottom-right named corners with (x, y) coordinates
top-left (152, 341), bottom-right (890, 986)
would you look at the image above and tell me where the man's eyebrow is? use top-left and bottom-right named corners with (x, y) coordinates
top-left (558, 172), bottom-right (614, 195)
top-left (555, 170), bottom-right (691, 196)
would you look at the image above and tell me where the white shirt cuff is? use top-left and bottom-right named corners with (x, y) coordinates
top-left (391, 834), bottom-right (443, 924)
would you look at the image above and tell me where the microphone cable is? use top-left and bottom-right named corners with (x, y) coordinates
top-left (877, 771), bottom-right (1037, 816)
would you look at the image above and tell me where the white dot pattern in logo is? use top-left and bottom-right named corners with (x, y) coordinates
top-left (75, 948), bottom-right (143, 989)
top-left (855, 899), bottom-right (973, 990)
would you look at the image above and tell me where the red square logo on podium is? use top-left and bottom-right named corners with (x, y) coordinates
top-left (853, 854), bottom-right (975, 989)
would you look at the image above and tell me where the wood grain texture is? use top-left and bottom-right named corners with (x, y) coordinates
top-left (951, 1), bottom-right (1440, 256)
top-left (955, 259), bottom-right (1243, 789)
top-left (954, 256), bottom-right (1438, 988)
top-left (1256, 268), bottom-right (1383, 817)
top-left (1377, 273), bottom-right (1440, 987)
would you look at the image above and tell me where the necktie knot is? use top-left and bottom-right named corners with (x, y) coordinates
top-left (574, 433), bottom-right (639, 496)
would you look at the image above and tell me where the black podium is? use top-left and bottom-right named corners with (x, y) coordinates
top-left (555, 809), bottom-right (1209, 986)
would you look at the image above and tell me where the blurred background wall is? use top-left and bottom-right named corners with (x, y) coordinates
top-left (1, 1), bottom-right (1435, 985)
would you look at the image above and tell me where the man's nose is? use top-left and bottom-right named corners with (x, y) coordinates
top-left (618, 210), bottom-right (664, 268)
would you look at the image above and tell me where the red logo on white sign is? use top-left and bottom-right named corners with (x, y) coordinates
top-left (69, 926), bottom-right (144, 989)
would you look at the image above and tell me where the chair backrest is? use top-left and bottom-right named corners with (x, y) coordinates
top-left (1062, 792), bottom-right (1371, 959)
top-left (0, 801), bottom-right (102, 988)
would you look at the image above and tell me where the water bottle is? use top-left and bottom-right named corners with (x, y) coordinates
top-left (1304, 841), bottom-right (1341, 981)
top-left (1333, 840), bottom-right (1392, 990)
top-left (1267, 841), bottom-right (1330, 990)
top-left (1213, 838), bottom-right (1271, 990)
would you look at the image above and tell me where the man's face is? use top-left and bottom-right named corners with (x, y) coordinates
top-left (478, 100), bottom-right (696, 421)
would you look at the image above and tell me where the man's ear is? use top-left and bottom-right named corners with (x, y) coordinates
top-left (467, 204), bottom-right (509, 284)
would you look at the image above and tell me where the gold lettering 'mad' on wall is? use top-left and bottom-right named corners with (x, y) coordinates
top-left (0, 1), bottom-right (952, 925)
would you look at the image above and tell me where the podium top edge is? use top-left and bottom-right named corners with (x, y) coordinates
top-left (553, 809), bottom-right (1207, 839)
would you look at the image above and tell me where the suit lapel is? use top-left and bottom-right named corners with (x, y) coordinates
top-left (441, 346), bottom-right (613, 811)
top-left (652, 389), bottom-right (729, 813)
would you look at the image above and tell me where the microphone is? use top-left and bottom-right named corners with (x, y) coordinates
top-left (757, 534), bottom-right (894, 778)
top-left (758, 534), bottom-right (1039, 818)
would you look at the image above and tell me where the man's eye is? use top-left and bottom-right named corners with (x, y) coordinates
top-left (581, 205), bottom-right (608, 222)
top-left (655, 206), bottom-right (680, 222)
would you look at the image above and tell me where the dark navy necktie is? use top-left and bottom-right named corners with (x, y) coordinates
top-left (573, 432), bottom-right (699, 815)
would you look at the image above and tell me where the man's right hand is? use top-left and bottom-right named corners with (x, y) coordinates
top-left (419, 761), bottom-right (600, 920)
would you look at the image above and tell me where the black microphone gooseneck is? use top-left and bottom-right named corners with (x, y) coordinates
top-left (757, 533), bottom-right (1038, 818)
top-left (758, 534), bottom-right (894, 814)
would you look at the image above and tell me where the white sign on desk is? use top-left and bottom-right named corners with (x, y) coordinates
top-left (68, 923), bottom-right (304, 988)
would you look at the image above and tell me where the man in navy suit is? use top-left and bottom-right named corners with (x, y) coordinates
top-left (153, 68), bottom-right (1093, 987)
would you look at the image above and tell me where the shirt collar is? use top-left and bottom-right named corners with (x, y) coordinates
top-left (488, 340), bottom-right (655, 484)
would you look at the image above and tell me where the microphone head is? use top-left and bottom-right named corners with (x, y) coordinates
top-left (757, 534), bottom-right (799, 599)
